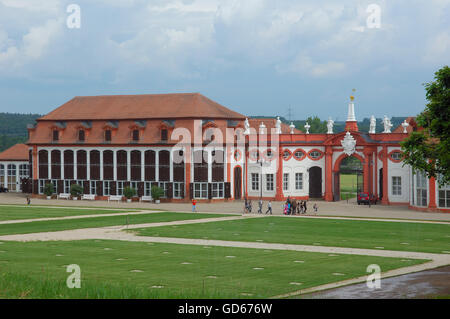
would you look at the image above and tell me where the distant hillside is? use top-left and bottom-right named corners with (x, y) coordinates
top-left (0, 113), bottom-right (41, 152)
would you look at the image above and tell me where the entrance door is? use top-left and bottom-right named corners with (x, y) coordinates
top-left (309, 166), bottom-right (322, 198)
top-left (234, 166), bottom-right (242, 200)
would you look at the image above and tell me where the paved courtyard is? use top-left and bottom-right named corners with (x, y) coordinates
top-left (1, 192), bottom-right (449, 222)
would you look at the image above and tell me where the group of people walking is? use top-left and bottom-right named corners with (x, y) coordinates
top-left (244, 197), bottom-right (317, 215)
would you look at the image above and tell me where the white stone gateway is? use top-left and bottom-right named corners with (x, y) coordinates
top-left (327, 117), bottom-right (334, 134)
top-left (369, 115), bottom-right (376, 134)
top-left (341, 131), bottom-right (356, 156)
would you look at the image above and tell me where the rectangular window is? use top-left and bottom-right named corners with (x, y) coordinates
top-left (64, 180), bottom-right (71, 194)
top-left (19, 164), bottom-right (29, 177)
top-left (103, 181), bottom-right (111, 196)
top-left (194, 182), bottom-right (208, 199)
top-left (90, 181), bottom-right (97, 195)
top-left (283, 173), bottom-right (289, 191)
top-left (161, 129), bottom-right (168, 141)
top-left (416, 172), bottom-right (427, 207)
top-left (251, 173), bottom-right (259, 191)
top-left (295, 173), bottom-right (303, 190)
top-left (158, 182), bottom-right (168, 198)
top-left (53, 130), bottom-right (59, 141)
top-left (130, 181), bottom-right (138, 192)
top-left (117, 181), bottom-right (124, 196)
top-left (212, 182), bottom-right (224, 198)
top-left (392, 176), bottom-right (402, 195)
top-left (438, 182), bottom-right (450, 208)
top-left (105, 130), bottom-right (111, 142)
top-left (132, 130), bottom-right (139, 141)
top-left (266, 174), bottom-right (274, 191)
top-left (51, 180), bottom-right (58, 194)
top-left (174, 182), bottom-right (184, 198)
top-left (144, 182), bottom-right (152, 197)
top-left (39, 180), bottom-right (45, 194)
top-left (79, 130), bottom-right (85, 142)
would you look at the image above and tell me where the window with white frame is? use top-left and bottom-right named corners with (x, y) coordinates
top-left (7, 164), bottom-right (16, 190)
top-left (117, 181), bottom-right (124, 196)
top-left (416, 172), bottom-right (428, 206)
top-left (392, 176), bottom-right (402, 195)
top-left (294, 151), bottom-right (304, 159)
top-left (211, 182), bottom-right (224, 198)
top-left (295, 173), bottom-right (303, 190)
top-left (130, 181), bottom-right (138, 193)
top-left (158, 182), bottom-right (169, 198)
top-left (174, 182), bottom-right (184, 198)
top-left (144, 182), bottom-right (152, 197)
top-left (391, 151), bottom-right (403, 161)
top-left (90, 181), bottom-right (97, 195)
top-left (64, 180), bottom-right (71, 194)
top-left (283, 173), bottom-right (289, 191)
top-left (39, 180), bottom-right (45, 194)
top-left (251, 173), bottom-right (259, 191)
top-left (194, 182), bottom-right (208, 199)
top-left (0, 164), bottom-right (4, 185)
top-left (309, 151), bottom-right (322, 159)
top-left (51, 180), bottom-right (58, 194)
top-left (19, 164), bottom-right (29, 177)
top-left (103, 181), bottom-right (111, 196)
top-left (266, 174), bottom-right (274, 191)
top-left (438, 183), bottom-right (450, 208)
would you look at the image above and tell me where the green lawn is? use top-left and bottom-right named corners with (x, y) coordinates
top-left (0, 205), bottom-right (133, 221)
top-left (0, 240), bottom-right (427, 298)
top-left (134, 217), bottom-right (450, 254)
top-left (340, 174), bottom-right (358, 199)
top-left (0, 212), bottom-right (235, 236)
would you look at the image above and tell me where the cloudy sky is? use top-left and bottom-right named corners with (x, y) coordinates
top-left (0, 0), bottom-right (449, 121)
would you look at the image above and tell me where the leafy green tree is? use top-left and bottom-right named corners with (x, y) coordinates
top-left (305, 116), bottom-right (327, 133)
top-left (401, 66), bottom-right (450, 185)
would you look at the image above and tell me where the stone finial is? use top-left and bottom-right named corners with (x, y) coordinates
top-left (304, 122), bottom-right (310, 134)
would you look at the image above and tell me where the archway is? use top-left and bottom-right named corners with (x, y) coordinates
top-left (336, 156), bottom-right (363, 201)
top-left (309, 166), bottom-right (322, 198)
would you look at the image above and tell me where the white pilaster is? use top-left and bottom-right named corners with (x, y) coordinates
top-left (127, 150), bottom-right (131, 181)
top-left (141, 150), bottom-right (145, 182)
top-left (113, 150), bottom-right (117, 181)
top-left (208, 150), bottom-right (212, 183)
top-left (74, 150), bottom-right (78, 180)
top-left (48, 150), bottom-right (51, 180)
top-left (61, 149), bottom-right (65, 180)
top-left (86, 150), bottom-right (90, 181)
top-left (155, 150), bottom-right (159, 182)
top-left (100, 150), bottom-right (103, 180)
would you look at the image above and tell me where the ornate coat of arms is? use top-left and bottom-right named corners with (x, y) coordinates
top-left (341, 131), bottom-right (356, 156)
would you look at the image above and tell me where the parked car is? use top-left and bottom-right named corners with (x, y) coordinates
top-left (357, 193), bottom-right (377, 205)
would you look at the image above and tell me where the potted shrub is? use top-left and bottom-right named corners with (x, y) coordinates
top-left (70, 184), bottom-right (83, 200)
top-left (44, 183), bottom-right (54, 200)
top-left (151, 186), bottom-right (165, 204)
top-left (124, 186), bottom-right (136, 203)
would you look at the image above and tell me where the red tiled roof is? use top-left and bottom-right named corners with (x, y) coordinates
top-left (0, 144), bottom-right (29, 161)
top-left (39, 93), bottom-right (245, 121)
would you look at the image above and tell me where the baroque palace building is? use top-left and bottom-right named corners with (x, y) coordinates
top-left (0, 92), bottom-right (448, 213)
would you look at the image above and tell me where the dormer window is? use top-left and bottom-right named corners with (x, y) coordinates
top-left (132, 129), bottom-right (139, 142)
top-left (53, 130), bottom-right (59, 142)
top-left (78, 129), bottom-right (85, 142)
top-left (105, 130), bottom-right (111, 142)
top-left (161, 129), bottom-right (168, 141)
